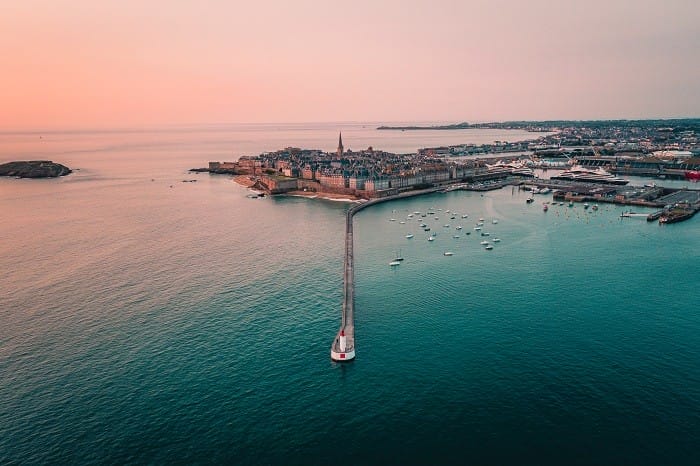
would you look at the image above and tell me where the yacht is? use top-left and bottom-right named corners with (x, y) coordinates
top-left (405, 234), bottom-right (414, 239)
top-left (443, 251), bottom-right (454, 256)
top-left (493, 238), bottom-right (501, 242)
top-left (485, 244), bottom-right (494, 250)
top-left (480, 240), bottom-right (490, 245)
top-left (550, 165), bottom-right (629, 185)
top-left (456, 226), bottom-right (463, 230)
top-left (428, 236), bottom-right (435, 241)
top-left (485, 160), bottom-right (535, 177)
top-left (389, 261), bottom-right (401, 266)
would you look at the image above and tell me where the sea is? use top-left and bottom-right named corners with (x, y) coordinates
top-left (1, 122), bottom-right (699, 465)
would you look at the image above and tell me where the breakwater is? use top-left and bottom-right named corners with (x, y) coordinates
top-left (330, 188), bottom-right (440, 361)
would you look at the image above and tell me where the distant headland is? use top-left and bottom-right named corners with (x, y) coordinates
top-left (377, 118), bottom-right (700, 131)
top-left (0, 161), bottom-right (72, 178)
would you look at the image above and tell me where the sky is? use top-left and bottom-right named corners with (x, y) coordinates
top-left (1, 0), bottom-right (698, 128)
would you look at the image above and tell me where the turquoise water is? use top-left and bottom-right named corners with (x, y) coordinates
top-left (1, 125), bottom-right (699, 464)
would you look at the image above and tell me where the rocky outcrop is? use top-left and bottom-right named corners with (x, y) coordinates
top-left (0, 160), bottom-right (72, 178)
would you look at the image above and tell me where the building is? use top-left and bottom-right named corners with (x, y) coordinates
top-left (337, 132), bottom-right (344, 157)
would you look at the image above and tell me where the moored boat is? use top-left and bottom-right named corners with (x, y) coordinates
top-left (550, 165), bottom-right (628, 185)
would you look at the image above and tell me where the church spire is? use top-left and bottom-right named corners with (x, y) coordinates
top-left (337, 132), bottom-right (344, 157)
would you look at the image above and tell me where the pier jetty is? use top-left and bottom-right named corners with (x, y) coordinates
top-left (330, 188), bottom-right (440, 362)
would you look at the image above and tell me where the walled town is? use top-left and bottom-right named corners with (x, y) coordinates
top-left (196, 119), bottom-right (700, 222)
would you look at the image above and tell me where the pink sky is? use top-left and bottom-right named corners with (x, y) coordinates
top-left (1, 0), bottom-right (698, 129)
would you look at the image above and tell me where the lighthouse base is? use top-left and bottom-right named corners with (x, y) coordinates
top-left (330, 348), bottom-right (356, 362)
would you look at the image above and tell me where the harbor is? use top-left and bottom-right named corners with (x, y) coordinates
top-left (330, 188), bottom-right (442, 361)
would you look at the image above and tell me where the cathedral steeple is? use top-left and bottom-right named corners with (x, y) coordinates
top-left (337, 132), bottom-right (344, 157)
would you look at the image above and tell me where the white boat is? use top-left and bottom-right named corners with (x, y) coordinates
top-left (456, 226), bottom-right (463, 230)
top-left (474, 226), bottom-right (482, 231)
top-left (428, 237), bottom-right (435, 241)
top-left (550, 165), bottom-right (629, 185)
top-left (389, 218), bottom-right (396, 221)
top-left (461, 214), bottom-right (469, 218)
top-left (539, 187), bottom-right (551, 194)
top-left (485, 160), bottom-right (535, 177)
top-left (481, 232), bottom-right (490, 236)
top-left (389, 261), bottom-right (401, 266)
top-left (493, 238), bottom-right (501, 242)
top-left (443, 251), bottom-right (454, 256)
top-left (492, 219), bottom-right (498, 224)
top-left (405, 234), bottom-right (414, 239)
top-left (480, 240), bottom-right (489, 245)
top-left (485, 244), bottom-right (494, 250)
top-left (453, 235), bottom-right (460, 238)
top-left (399, 221), bottom-right (406, 224)
top-left (443, 224), bottom-right (450, 228)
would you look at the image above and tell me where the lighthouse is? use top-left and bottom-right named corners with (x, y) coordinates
top-left (339, 329), bottom-right (347, 352)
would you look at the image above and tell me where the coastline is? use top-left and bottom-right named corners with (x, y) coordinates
top-left (232, 175), bottom-right (363, 202)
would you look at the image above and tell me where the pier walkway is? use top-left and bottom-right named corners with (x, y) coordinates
top-left (330, 187), bottom-right (440, 361)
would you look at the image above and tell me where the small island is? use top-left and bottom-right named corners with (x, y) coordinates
top-left (0, 160), bottom-right (72, 178)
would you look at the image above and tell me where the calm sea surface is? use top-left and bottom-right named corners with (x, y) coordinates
top-left (1, 123), bottom-right (699, 465)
